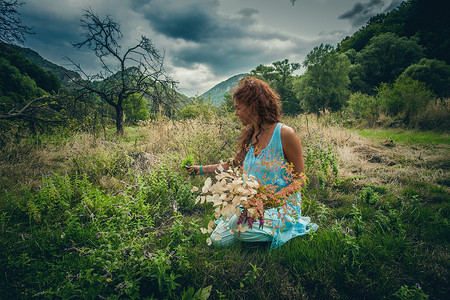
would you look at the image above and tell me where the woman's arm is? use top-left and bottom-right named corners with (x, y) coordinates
top-left (185, 150), bottom-right (245, 175)
top-left (185, 162), bottom-right (229, 175)
top-left (274, 125), bottom-right (307, 198)
top-left (185, 142), bottom-right (248, 176)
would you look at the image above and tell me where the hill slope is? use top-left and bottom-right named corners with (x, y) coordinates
top-left (338, 0), bottom-right (450, 64)
top-left (8, 44), bottom-right (81, 83)
top-left (201, 73), bottom-right (247, 105)
top-left (8, 45), bottom-right (190, 105)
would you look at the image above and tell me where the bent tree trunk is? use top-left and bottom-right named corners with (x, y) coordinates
top-left (115, 105), bottom-right (124, 136)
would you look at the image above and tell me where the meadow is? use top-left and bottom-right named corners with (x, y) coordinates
top-left (0, 113), bottom-right (448, 299)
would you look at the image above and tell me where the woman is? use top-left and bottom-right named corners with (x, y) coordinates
top-left (186, 76), bottom-right (317, 249)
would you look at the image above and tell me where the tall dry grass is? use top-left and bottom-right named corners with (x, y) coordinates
top-left (287, 114), bottom-right (449, 197)
top-left (1, 113), bottom-right (448, 200)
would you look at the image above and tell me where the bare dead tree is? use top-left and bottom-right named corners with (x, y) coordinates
top-left (0, 0), bottom-right (33, 44)
top-left (68, 8), bottom-right (179, 135)
top-left (0, 95), bottom-right (66, 134)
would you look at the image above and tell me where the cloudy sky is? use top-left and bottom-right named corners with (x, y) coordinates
top-left (18, 0), bottom-right (403, 96)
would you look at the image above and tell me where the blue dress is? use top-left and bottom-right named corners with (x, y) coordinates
top-left (211, 123), bottom-right (318, 249)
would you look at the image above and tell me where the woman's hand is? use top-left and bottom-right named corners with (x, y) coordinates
top-left (185, 162), bottom-right (231, 175)
top-left (185, 165), bottom-right (200, 175)
top-left (273, 175), bottom-right (306, 199)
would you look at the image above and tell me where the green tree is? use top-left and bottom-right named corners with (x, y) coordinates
top-left (339, 0), bottom-right (450, 65)
top-left (219, 92), bottom-right (234, 114)
top-left (295, 44), bottom-right (351, 114)
top-left (177, 104), bottom-right (201, 120)
top-left (0, 57), bottom-right (43, 111)
top-left (251, 59), bottom-right (301, 115)
top-left (403, 0), bottom-right (450, 64)
top-left (177, 96), bottom-right (216, 120)
top-left (123, 93), bottom-right (149, 125)
top-left (400, 58), bottom-right (450, 98)
top-left (377, 76), bottom-right (434, 124)
top-left (339, 22), bottom-right (384, 53)
top-left (354, 33), bottom-right (424, 92)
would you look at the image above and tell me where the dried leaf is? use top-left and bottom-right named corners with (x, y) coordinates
top-left (202, 177), bottom-right (212, 193)
top-left (235, 207), bottom-right (242, 217)
top-left (207, 220), bottom-right (215, 233)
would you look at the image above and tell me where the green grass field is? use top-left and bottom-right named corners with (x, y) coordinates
top-left (357, 128), bottom-right (450, 145)
top-left (0, 115), bottom-right (448, 299)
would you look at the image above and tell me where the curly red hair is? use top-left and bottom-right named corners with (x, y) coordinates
top-left (232, 76), bottom-right (283, 163)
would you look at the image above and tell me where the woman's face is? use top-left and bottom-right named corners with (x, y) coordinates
top-left (233, 98), bottom-right (255, 126)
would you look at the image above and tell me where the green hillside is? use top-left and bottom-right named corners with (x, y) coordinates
top-left (201, 73), bottom-right (247, 105)
top-left (0, 43), bottom-right (62, 112)
top-left (8, 44), bottom-right (81, 84)
top-left (339, 0), bottom-right (450, 65)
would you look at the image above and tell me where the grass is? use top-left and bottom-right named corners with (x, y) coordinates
top-left (357, 127), bottom-right (450, 145)
top-left (0, 114), bottom-right (448, 299)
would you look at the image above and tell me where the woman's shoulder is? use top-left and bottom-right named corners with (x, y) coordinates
top-left (280, 124), bottom-right (301, 147)
top-left (280, 124), bottom-right (296, 138)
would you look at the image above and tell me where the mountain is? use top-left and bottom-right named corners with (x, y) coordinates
top-left (8, 44), bottom-right (81, 84)
top-left (8, 44), bottom-right (190, 103)
top-left (201, 73), bottom-right (247, 105)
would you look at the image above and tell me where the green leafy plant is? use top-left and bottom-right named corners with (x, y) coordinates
top-left (360, 185), bottom-right (381, 205)
top-left (350, 204), bottom-right (365, 239)
top-left (303, 131), bottom-right (339, 189)
top-left (393, 284), bottom-right (429, 300)
top-left (240, 263), bottom-right (262, 288)
top-left (182, 285), bottom-right (212, 300)
top-left (181, 155), bottom-right (194, 169)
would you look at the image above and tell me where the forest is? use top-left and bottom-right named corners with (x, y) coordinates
top-left (0, 0), bottom-right (448, 299)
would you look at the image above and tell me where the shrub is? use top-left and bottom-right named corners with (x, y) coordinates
top-left (346, 92), bottom-right (380, 126)
top-left (177, 105), bottom-right (202, 120)
top-left (303, 131), bottom-right (339, 190)
top-left (377, 76), bottom-right (435, 125)
top-left (177, 97), bottom-right (216, 121)
top-left (69, 138), bottom-right (133, 183)
top-left (410, 98), bottom-right (450, 131)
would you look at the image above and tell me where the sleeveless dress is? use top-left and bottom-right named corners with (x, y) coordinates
top-left (211, 123), bottom-right (318, 249)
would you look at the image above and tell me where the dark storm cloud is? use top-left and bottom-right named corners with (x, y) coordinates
top-left (21, 8), bottom-right (80, 45)
top-left (147, 8), bottom-right (222, 41)
top-left (130, 0), bottom-right (299, 75)
top-left (136, 0), bottom-right (244, 42)
top-left (170, 30), bottom-right (311, 76)
top-left (338, 0), bottom-right (402, 27)
top-left (339, 0), bottom-right (383, 25)
top-left (19, 5), bottom-right (96, 70)
top-left (171, 40), bottom-right (256, 74)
